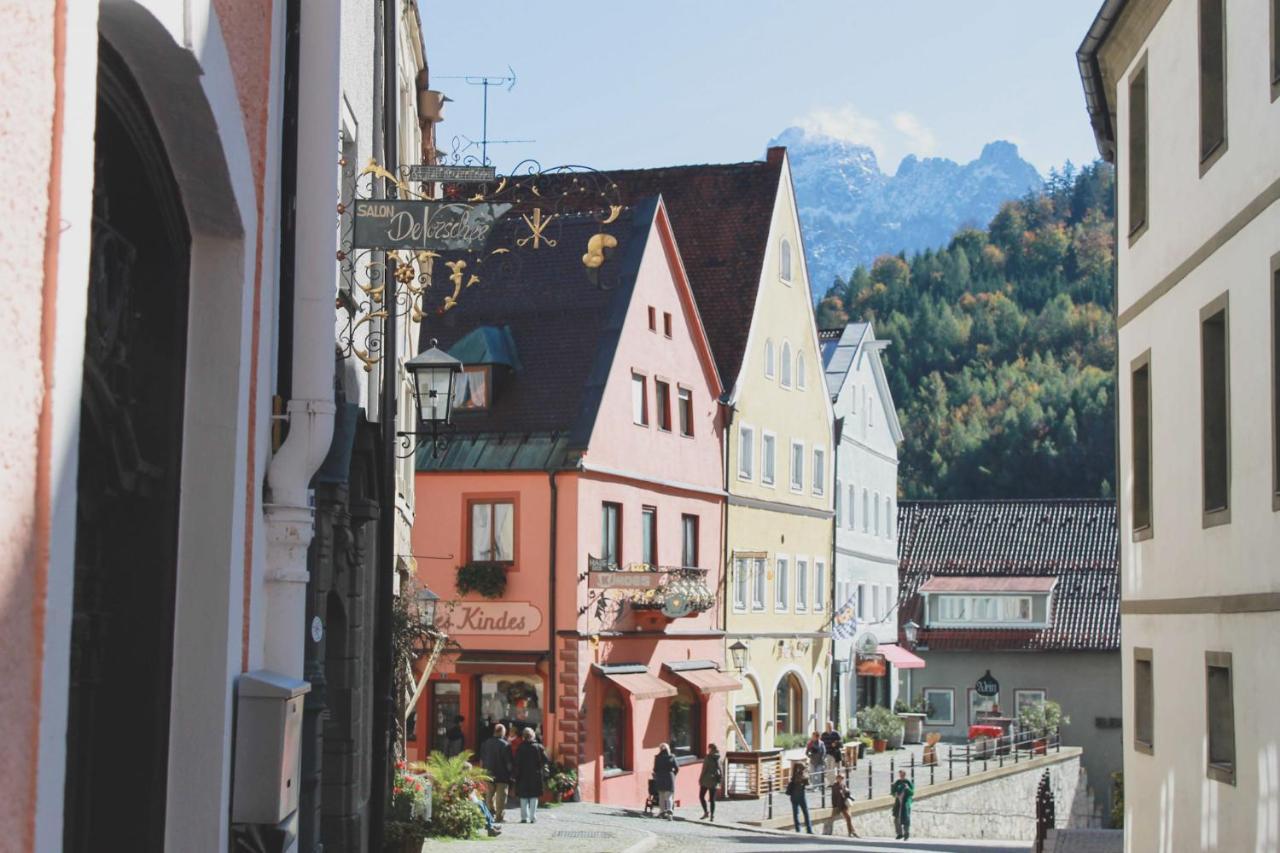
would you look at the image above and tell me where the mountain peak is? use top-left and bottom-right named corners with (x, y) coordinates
top-left (978, 140), bottom-right (1022, 163)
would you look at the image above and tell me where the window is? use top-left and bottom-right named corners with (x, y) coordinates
top-left (856, 584), bottom-right (866, 619)
top-left (738, 425), bottom-right (755, 480)
top-left (890, 499), bottom-right (896, 539)
top-left (1131, 353), bottom-right (1154, 535)
top-left (1273, 0), bottom-right (1280, 100)
top-left (1206, 651), bottom-right (1235, 784)
top-left (641, 506), bottom-right (657, 567)
top-left (885, 585), bottom-right (894, 619)
top-left (790, 440), bottom-right (804, 491)
top-left (1014, 689), bottom-right (1047, 720)
top-left (470, 501), bottom-right (514, 562)
top-left (775, 556), bottom-right (789, 610)
top-left (814, 561), bottom-right (825, 610)
top-left (681, 514), bottom-right (699, 568)
top-left (779, 238), bottom-right (792, 282)
top-left (762, 433), bottom-right (776, 485)
top-left (669, 683), bottom-right (700, 757)
top-left (678, 387), bottom-right (694, 437)
top-left (868, 390), bottom-right (875, 428)
top-left (480, 674), bottom-right (544, 738)
top-left (752, 557), bottom-right (766, 610)
top-left (1201, 296), bottom-right (1230, 524)
top-left (797, 354), bottom-right (807, 390)
top-left (812, 448), bottom-right (825, 496)
top-left (923, 688), bottom-right (955, 726)
top-left (655, 379), bottom-right (672, 432)
top-left (848, 484), bottom-right (856, 530)
top-left (781, 342), bottom-right (793, 387)
top-left (871, 585), bottom-right (880, 620)
top-left (764, 339), bottom-right (775, 379)
top-left (931, 594), bottom-right (1034, 625)
top-left (968, 688), bottom-right (999, 727)
top-left (647, 305), bottom-right (656, 332)
top-left (775, 674), bottom-right (803, 736)
top-left (1275, 259), bottom-right (1280, 508)
top-left (733, 558), bottom-right (749, 610)
top-left (884, 496), bottom-right (891, 537)
top-left (663, 311), bottom-right (673, 339)
top-left (454, 366), bottom-right (490, 410)
top-left (1199, 0), bottom-right (1227, 169)
top-left (602, 687), bottom-right (628, 772)
top-left (601, 502), bottom-right (621, 567)
top-left (795, 558), bottom-right (808, 611)
top-left (862, 489), bottom-right (869, 532)
top-left (1128, 62), bottom-right (1149, 238)
top-left (1134, 648), bottom-right (1154, 754)
top-left (835, 478), bottom-right (842, 524)
top-left (632, 373), bottom-right (649, 426)
top-left (874, 491), bottom-right (881, 535)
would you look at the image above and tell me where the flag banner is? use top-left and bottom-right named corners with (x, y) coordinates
top-left (831, 595), bottom-right (859, 640)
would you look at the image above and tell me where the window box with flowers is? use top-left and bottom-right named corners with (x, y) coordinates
top-left (455, 560), bottom-right (507, 599)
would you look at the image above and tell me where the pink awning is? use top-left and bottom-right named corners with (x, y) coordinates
top-left (670, 667), bottom-right (742, 695)
top-left (878, 644), bottom-right (926, 669)
top-left (602, 671), bottom-right (677, 700)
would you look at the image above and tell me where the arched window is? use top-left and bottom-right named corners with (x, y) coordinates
top-left (781, 342), bottom-right (793, 387)
top-left (779, 238), bottom-right (792, 282)
top-left (669, 683), bottom-right (700, 757)
top-left (602, 686), bottom-right (628, 771)
top-left (797, 353), bottom-right (807, 389)
top-left (774, 673), bottom-right (804, 737)
top-left (862, 488), bottom-right (869, 533)
top-left (884, 496), bottom-right (892, 538)
top-left (764, 338), bottom-right (775, 379)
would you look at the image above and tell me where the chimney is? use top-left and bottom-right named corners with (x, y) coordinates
top-left (766, 146), bottom-right (786, 166)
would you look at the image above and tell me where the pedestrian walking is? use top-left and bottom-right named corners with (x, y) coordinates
top-left (805, 731), bottom-right (826, 779)
top-left (830, 772), bottom-right (858, 837)
top-left (478, 723), bottom-right (513, 823)
top-left (443, 714), bottom-right (465, 757)
top-left (652, 742), bottom-right (679, 819)
top-left (513, 727), bottom-right (546, 824)
top-left (891, 769), bottom-right (914, 840)
top-left (786, 764), bottom-right (814, 834)
top-left (820, 721), bottom-right (843, 772)
top-left (698, 744), bottom-right (722, 821)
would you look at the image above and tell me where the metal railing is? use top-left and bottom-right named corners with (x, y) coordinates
top-left (764, 729), bottom-right (1063, 819)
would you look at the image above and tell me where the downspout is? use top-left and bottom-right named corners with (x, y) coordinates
top-left (830, 415), bottom-right (842, 727)
top-left (261, 0), bottom-right (340, 679)
top-left (548, 469), bottom-right (559, 722)
top-left (719, 396), bottom-right (735, 636)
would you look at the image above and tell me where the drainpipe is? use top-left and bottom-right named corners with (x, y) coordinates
top-left (548, 469), bottom-right (559, 722)
top-left (262, 0), bottom-right (340, 680)
top-left (719, 396), bottom-right (735, 636)
top-left (830, 416), bottom-right (842, 728)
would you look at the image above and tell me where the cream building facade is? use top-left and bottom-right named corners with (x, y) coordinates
top-left (1079, 0), bottom-right (1280, 849)
top-left (724, 153), bottom-right (835, 751)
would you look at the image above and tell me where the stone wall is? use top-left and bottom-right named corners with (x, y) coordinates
top-left (758, 748), bottom-right (1091, 841)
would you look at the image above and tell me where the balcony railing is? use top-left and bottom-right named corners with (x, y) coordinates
top-left (585, 559), bottom-right (715, 616)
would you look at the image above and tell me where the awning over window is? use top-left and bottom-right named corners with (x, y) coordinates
top-left (878, 644), bottom-right (926, 670)
top-left (664, 661), bottom-right (741, 694)
top-left (919, 576), bottom-right (1056, 593)
top-left (596, 664), bottom-right (677, 700)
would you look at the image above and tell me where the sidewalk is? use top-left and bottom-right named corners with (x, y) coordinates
top-left (417, 802), bottom-right (657, 853)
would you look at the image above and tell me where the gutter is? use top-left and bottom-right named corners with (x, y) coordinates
top-left (1076, 0), bottom-right (1128, 162)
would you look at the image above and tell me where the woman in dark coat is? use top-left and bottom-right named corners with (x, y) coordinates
top-left (652, 742), bottom-right (679, 819)
top-left (513, 727), bottom-right (547, 824)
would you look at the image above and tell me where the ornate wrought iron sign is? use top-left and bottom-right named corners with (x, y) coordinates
top-left (402, 163), bottom-right (497, 184)
top-left (353, 200), bottom-right (511, 251)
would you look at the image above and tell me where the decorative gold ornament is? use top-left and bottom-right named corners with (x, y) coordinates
top-left (518, 207), bottom-right (557, 249)
top-left (582, 232), bottom-right (618, 269)
top-left (600, 205), bottom-right (622, 225)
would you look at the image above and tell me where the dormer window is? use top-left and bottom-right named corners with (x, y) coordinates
top-left (920, 577), bottom-right (1055, 628)
top-left (779, 238), bottom-right (793, 282)
top-left (453, 366), bottom-right (490, 410)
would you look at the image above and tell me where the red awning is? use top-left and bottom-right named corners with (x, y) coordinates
top-left (602, 670), bottom-right (677, 700)
top-left (669, 667), bottom-right (742, 695)
top-left (878, 644), bottom-right (926, 670)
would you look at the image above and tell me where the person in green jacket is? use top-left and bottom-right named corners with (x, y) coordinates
top-left (891, 769), bottom-right (914, 840)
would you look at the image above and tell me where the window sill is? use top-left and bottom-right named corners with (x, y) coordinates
top-left (1202, 507), bottom-right (1231, 529)
top-left (1199, 139), bottom-right (1228, 178)
top-left (1127, 218), bottom-right (1148, 248)
top-left (1272, 492), bottom-right (1280, 512)
top-left (1134, 739), bottom-right (1154, 756)
top-left (603, 768), bottom-right (633, 780)
top-left (1132, 524), bottom-right (1154, 543)
top-left (1207, 762), bottom-right (1236, 785)
top-left (675, 754), bottom-right (700, 766)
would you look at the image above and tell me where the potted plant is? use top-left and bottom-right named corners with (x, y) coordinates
top-left (416, 750), bottom-right (489, 841)
top-left (1017, 699), bottom-right (1069, 754)
top-left (547, 763), bottom-right (579, 803)
top-left (455, 560), bottom-right (507, 599)
top-left (858, 733), bottom-right (874, 757)
top-left (857, 706), bottom-right (901, 753)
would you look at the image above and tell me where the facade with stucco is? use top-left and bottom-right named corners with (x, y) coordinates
top-left (1079, 0), bottom-right (1280, 849)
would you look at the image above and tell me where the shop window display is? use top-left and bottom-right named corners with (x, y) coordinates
top-left (480, 675), bottom-right (543, 741)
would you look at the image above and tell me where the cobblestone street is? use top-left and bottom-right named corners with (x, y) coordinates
top-left (418, 802), bottom-right (1034, 853)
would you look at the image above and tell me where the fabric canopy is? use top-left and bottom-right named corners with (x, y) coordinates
top-left (878, 644), bottom-right (926, 670)
top-left (667, 666), bottom-right (741, 695)
top-left (602, 670), bottom-right (677, 700)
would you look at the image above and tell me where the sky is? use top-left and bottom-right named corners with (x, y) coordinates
top-left (420, 0), bottom-right (1103, 177)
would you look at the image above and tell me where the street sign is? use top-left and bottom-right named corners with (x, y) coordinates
top-left (588, 571), bottom-right (661, 590)
top-left (352, 200), bottom-right (511, 251)
top-left (403, 164), bottom-right (497, 183)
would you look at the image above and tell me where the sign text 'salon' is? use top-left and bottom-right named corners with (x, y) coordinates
top-left (353, 199), bottom-right (511, 251)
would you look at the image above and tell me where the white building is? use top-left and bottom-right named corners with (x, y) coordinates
top-left (1078, 0), bottom-right (1280, 849)
top-left (819, 322), bottom-right (911, 730)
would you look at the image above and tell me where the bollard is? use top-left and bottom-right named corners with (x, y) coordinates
top-left (930, 761), bottom-right (935, 786)
top-left (910, 752), bottom-right (916, 784)
top-left (867, 760), bottom-right (874, 799)
top-left (767, 790), bottom-right (773, 820)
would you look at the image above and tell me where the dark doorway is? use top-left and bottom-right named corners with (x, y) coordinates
top-left (63, 40), bottom-right (191, 852)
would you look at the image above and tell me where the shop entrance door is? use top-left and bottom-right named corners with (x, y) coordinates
top-left (431, 682), bottom-right (462, 754)
top-left (734, 706), bottom-right (756, 749)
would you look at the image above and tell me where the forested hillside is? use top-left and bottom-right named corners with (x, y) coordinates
top-left (815, 163), bottom-right (1117, 499)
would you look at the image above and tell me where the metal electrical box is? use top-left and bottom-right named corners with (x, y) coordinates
top-left (232, 670), bottom-right (310, 824)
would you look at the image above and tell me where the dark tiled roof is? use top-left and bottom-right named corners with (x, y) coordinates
top-left (542, 158), bottom-right (783, 386)
top-left (415, 200), bottom-right (655, 470)
top-left (897, 499), bottom-right (1119, 652)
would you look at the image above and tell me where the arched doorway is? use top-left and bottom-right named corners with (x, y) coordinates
top-left (774, 673), bottom-right (805, 739)
top-left (62, 38), bottom-right (191, 852)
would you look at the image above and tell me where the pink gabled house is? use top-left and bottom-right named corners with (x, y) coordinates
top-left (412, 196), bottom-right (739, 807)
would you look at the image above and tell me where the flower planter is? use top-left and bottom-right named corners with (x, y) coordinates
top-left (1032, 737), bottom-right (1048, 755)
top-left (873, 739), bottom-right (888, 753)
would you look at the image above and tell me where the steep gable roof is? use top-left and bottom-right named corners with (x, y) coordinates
top-left (542, 157), bottom-right (783, 387)
top-left (416, 199), bottom-right (656, 470)
top-left (821, 321), bottom-right (903, 443)
top-left (897, 499), bottom-right (1119, 651)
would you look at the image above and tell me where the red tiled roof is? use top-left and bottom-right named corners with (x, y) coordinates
top-left (918, 576), bottom-right (1058, 593)
top-left (543, 158), bottom-right (783, 387)
top-left (898, 499), bottom-right (1119, 652)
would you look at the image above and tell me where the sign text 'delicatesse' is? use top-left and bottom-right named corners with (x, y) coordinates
top-left (353, 200), bottom-right (511, 251)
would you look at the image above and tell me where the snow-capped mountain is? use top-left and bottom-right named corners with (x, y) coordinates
top-left (771, 126), bottom-right (1043, 295)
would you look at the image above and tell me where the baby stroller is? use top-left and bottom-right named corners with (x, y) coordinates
top-left (643, 775), bottom-right (659, 817)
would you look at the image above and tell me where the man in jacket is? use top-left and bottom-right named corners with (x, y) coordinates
top-left (478, 723), bottom-right (513, 823)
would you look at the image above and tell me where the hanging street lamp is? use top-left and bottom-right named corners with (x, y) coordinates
top-left (903, 620), bottom-right (920, 648)
top-left (400, 339), bottom-right (463, 458)
top-left (416, 585), bottom-right (440, 629)
top-left (729, 639), bottom-right (749, 673)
